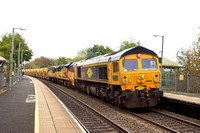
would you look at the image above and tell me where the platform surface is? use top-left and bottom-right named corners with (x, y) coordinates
top-left (29, 76), bottom-right (84, 133)
top-left (0, 76), bottom-right (35, 133)
top-left (163, 92), bottom-right (200, 105)
top-left (0, 76), bottom-right (85, 133)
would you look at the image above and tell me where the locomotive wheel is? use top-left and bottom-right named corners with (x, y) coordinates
top-left (81, 86), bottom-right (86, 93)
top-left (64, 81), bottom-right (67, 86)
top-left (114, 97), bottom-right (118, 105)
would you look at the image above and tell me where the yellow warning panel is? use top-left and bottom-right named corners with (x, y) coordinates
top-left (135, 86), bottom-right (146, 90)
top-left (179, 74), bottom-right (184, 80)
top-left (87, 68), bottom-right (93, 78)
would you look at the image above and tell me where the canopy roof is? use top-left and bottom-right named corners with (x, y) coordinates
top-left (0, 56), bottom-right (9, 64)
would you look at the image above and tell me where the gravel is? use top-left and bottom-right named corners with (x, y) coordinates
top-left (44, 81), bottom-right (171, 133)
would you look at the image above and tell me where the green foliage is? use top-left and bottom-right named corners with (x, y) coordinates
top-left (176, 42), bottom-right (200, 74)
top-left (163, 58), bottom-right (179, 66)
top-left (73, 38), bottom-right (141, 61)
top-left (0, 33), bottom-right (33, 67)
top-left (86, 44), bottom-right (113, 59)
top-left (119, 39), bottom-right (141, 50)
top-left (73, 48), bottom-right (88, 61)
top-left (24, 56), bottom-right (56, 69)
top-left (56, 57), bottom-right (69, 65)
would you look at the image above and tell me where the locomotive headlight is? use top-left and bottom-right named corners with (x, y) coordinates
top-left (122, 75), bottom-right (128, 84)
top-left (138, 75), bottom-right (144, 79)
top-left (137, 54), bottom-right (141, 58)
top-left (154, 78), bottom-right (159, 82)
top-left (154, 74), bottom-right (159, 82)
top-left (137, 75), bottom-right (145, 84)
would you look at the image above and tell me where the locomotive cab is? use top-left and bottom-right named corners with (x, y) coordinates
top-left (120, 53), bottom-right (163, 108)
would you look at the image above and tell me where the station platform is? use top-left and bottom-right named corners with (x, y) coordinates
top-left (0, 76), bottom-right (85, 133)
top-left (0, 76), bottom-right (35, 133)
top-left (163, 92), bottom-right (200, 105)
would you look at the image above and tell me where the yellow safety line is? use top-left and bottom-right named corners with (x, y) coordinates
top-left (29, 77), bottom-right (40, 133)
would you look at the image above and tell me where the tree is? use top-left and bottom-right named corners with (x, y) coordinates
top-left (86, 44), bottom-right (113, 59)
top-left (73, 48), bottom-right (88, 61)
top-left (56, 57), bottom-right (69, 65)
top-left (119, 38), bottom-right (141, 50)
top-left (176, 42), bottom-right (200, 74)
top-left (0, 33), bottom-right (33, 66)
top-left (24, 56), bottom-right (56, 69)
top-left (24, 56), bottom-right (73, 69)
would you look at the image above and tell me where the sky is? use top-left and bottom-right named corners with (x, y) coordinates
top-left (1, 0), bottom-right (200, 62)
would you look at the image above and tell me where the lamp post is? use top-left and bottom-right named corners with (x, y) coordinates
top-left (8, 28), bottom-right (25, 89)
top-left (153, 35), bottom-right (164, 90)
top-left (16, 42), bottom-right (21, 85)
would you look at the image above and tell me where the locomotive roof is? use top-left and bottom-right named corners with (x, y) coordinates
top-left (48, 66), bottom-right (57, 71)
top-left (48, 62), bottom-right (73, 71)
top-left (75, 46), bottom-right (158, 67)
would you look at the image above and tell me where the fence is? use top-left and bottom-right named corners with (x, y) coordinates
top-left (0, 63), bottom-right (22, 90)
top-left (0, 63), bottom-right (9, 89)
top-left (162, 72), bottom-right (200, 94)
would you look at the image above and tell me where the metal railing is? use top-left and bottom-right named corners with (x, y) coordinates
top-left (162, 73), bottom-right (200, 94)
top-left (0, 63), bottom-right (23, 91)
top-left (0, 64), bottom-right (9, 90)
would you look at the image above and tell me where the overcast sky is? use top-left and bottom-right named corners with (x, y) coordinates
top-left (1, 0), bottom-right (200, 62)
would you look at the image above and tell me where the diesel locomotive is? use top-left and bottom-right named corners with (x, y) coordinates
top-left (23, 46), bottom-right (163, 108)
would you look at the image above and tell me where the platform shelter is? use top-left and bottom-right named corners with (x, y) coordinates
top-left (0, 56), bottom-right (9, 90)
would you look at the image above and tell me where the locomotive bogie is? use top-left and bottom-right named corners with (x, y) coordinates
top-left (122, 89), bottom-right (163, 108)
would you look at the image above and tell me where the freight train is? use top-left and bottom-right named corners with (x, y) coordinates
top-left (23, 46), bottom-right (163, 108)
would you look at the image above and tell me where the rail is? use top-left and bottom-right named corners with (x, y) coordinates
top-left (41, 79), bottom-right (128, 133)
top-left (130, 108), bottom-right (200, 133)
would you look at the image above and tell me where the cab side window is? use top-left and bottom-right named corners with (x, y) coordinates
top-left (77, 67), bottom-right (81, 78)
top-left (113, 62), bottom-right (119, 73)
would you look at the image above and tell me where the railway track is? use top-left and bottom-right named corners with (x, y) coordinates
top-left (39, 78), bottom-right (200, 132)
top-left (41, 80), bottom-right (128, 133)
top-left (159, 97), bottom-right (200, 119)
top-left (131, 108), bottom-right (200, 133)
